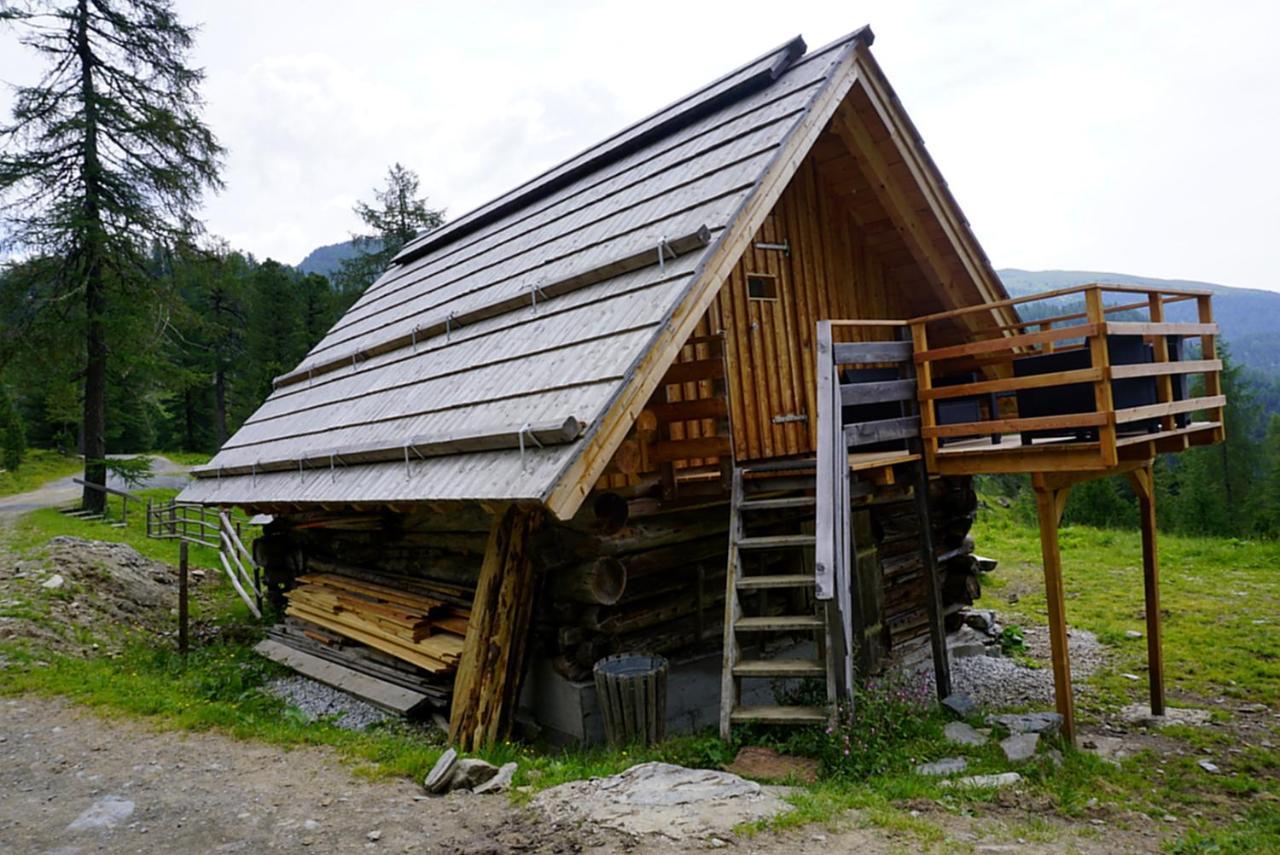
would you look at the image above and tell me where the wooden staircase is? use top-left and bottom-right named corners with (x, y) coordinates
top-left (719, 460), bottom-right (836, 736)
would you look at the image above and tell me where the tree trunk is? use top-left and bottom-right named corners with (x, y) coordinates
top-left (76, 0), bottom-right (108, 514)
top-left (211, 287), bottom-right (228, 446)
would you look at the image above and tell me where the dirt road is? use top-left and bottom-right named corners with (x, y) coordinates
top-left (0, 696), bottom-right (1169, 854)
top-left (0, 456), bottom-right (192, 517)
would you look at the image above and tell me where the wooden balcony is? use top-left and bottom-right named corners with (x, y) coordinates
top-left (908, 283), bottom-right (1225, 478)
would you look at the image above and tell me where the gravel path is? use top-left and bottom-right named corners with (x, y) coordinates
top-left (266, 676), bottom-right (391, 731)
top-left (0, 454), bottom-right (192, 517)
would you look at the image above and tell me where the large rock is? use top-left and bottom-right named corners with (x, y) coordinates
top-left (941, 772), bottom-right (1022, 789)
top-left (474, 762), bottom-right (517, 795)
top-left (941, 693), bottom-right (977, 719)
top-left (450, 758), bottom-right (499, 790)
top-left (532, 762), bottom-right (788, 839)
top-left (423, 748), bottom-right (458, 794)
top-left (1000, 732), bottom-right (1040, 762)
top-left (944, 721), bottom-right (987, 747)
top-left (915, 757), bottom-right (967, 776)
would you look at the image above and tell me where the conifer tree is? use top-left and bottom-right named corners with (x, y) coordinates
top-left (334, 163), bottom-right (444, 306)
top-left (0, 0), bottom-right (223, 509)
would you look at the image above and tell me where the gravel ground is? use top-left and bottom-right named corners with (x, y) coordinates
top-left (907, 620), bottom-right (1108, 710)
top-left (265, 675), bottom-right (390, 730)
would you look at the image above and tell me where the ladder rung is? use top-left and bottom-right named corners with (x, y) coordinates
top-left (737, 534), bottom-right (814, 549)
top-left (733, 659), bottom-right (825, 678)
top-left (730, 705), bottom-right (828, 725)
top-left (735, 615), bottom-right (823, 632)
top-left (737, 496), bottom-right (816, 511)
top-left (737, 574), bottom-right (815, 590)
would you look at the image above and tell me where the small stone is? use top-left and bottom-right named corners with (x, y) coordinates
top-left (940, 772), bottom-right (1022, 789)
top-left (367, 830), bottom-right (382, 842)
top-left (1044, 749), bottom-right (1063, 767)
top-left (1007, 593), bottom-right (1020, 605)
top-left (1000, 732), bottom-right (1040, 763)
top-left (424, 749), bottom-right (458, 794)
top-left (944, 721), bottom-right (987, 747)
top-left (974, 556), bottom-right (998, 573)
top-left (1163, 815), bottom-right (1178, 822)
top-left (709, 838), bottom-right (728, 849)
top-left (474, 762), bottom-right (517, 795)
top-left (963, 610), bottom-right (996, 632)
top-left (1198, 760), bottom-right (1220, 774)
top-left (41, 574), bottom-right (65, 590)
top-left (303, 819), bottom-right (319, 830)
top-left (916, 757), bottom-right (968, 776)
top-left (1125, 630), bottom-right (1143, 639)
top-left (989, 712), bottom-right (1063, 735)
top-left (941, 693), bottom-right (977, 719)
top-left (1122, 673), bottom-right (1141, 681)
top-left (449, 758), bottom-right (499, 790)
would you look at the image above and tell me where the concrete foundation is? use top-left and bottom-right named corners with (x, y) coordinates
top-left (520, 641), bottom-right (815, 745)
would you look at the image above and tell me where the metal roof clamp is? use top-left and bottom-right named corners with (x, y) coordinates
top-left (410, 326), bottom-right (419, 353)
top-left (517, 422), bottom-right (544, 473)
top-left (446, 311), bottom-right (458, 342)
top-left (657, 236), bottom-right (671, 274)
top-left (403, 443), bottom-right (426, 480)
top-left (298, 459), bottom-right (304, 483)
top-left (307, 366), bottom-right (315, 388)
top-left (529, 282), bottom-right (548, 315)
top-left (252, 461), bottom-right (259, 487)
top-left (329, 452), bottom-right (337, 483)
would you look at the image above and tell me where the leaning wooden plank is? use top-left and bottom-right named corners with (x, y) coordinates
top-left (218, 551), bottom-right (262, 618)
top-left (255, 639), bottom-right (430, 715)
top-left (449, 505), bottom-right (543, 750)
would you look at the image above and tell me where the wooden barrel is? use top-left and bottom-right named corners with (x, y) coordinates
top-left (592, 653), bottom-right (668, 746)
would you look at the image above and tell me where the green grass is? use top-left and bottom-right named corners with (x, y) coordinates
top-left (2, 499), bottom-right (1278, 852)
top-left (0, 449), bottom-right (84, 497)
top-left (974, 507), bottom-right (1280, 707)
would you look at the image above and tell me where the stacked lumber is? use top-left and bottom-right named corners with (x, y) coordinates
top-left (285, 573), bottom-right (468, 674)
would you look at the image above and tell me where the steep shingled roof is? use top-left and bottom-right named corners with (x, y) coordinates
top-left (181, 25), bottom-right (1008, 516)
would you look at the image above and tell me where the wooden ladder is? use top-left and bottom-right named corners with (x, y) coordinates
top-left (719, 459), bottom-right (837, 738)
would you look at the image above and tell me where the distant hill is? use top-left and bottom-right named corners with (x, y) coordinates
top-left (296, 239), bottom-right (374, 279)
top-left (997, 269), bottom-right (1280, 379)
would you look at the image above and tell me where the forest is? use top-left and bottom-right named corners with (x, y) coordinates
top-left (0, 0), bottom-right (1276, 540)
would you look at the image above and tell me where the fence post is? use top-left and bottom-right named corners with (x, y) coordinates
top-left (178, 540), bottom-right (189, 656)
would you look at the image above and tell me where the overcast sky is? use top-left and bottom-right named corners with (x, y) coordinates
top-left (2, 0), bottom-right (1278, 291)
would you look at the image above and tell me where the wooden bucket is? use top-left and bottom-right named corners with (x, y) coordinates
top-left (593, 653), bottom-right (668, 746)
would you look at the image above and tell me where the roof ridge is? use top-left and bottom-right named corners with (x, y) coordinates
top-left (388, 34), bottom-right (820, 268)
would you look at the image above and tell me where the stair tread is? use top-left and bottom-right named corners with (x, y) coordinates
top-left (737, 574), bottom-right (816, 589)
top-left (738, 496), bottom-right (816, 511)
top-left (735, 615), bottom-right (823, 631)
top-left (733, 659), bottom-right (825, 677)
top-left (730, 704), bottom-right (828, 724)
top-left (737, 534), bottom-right (815, 549)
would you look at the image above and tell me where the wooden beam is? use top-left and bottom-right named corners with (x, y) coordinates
top-left (449, 505), bottom-right (544, 750)
top-left (542, 40), bottom-right (864, 520)
top-left (1126, 463), bottom-right (1165, 716)
top-left (1032, 481), bottom-right (1076, 745)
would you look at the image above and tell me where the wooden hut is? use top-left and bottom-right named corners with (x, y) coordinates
top-left (181, 25), bottom-right (1224, 748)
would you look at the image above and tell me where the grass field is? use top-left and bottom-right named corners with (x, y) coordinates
top-left (0, 449), bottom-right (83, 497)
top-left (1, 496), bottom-right (1277, 852)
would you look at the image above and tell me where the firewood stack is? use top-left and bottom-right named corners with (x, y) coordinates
top-left (284, 573), bottom-right (469, 675)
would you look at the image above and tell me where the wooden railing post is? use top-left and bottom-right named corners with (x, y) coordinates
top-left (1197, 295), bottom-right (1225, 442)
top-left (1147, 293), bottom-right (1176, 432)
top-left (814, 321), bottom-right (837, 603)
top-left (1085, 287), bottom-right (1117, 466)
top-left (910, 321), bottom-right (939, 464)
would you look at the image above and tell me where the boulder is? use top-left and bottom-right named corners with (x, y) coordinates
top-left (474, 762), bottom-right (518, 795)
top-left (941, 693), bottom-right (977, 719)
top-left (423, 748), bottom-right (458, 794)
top-left (944, 721), bottom-right (987, 747)
top-left (1000, 732), bottom-right (1039, 762)
top-left (450, 758), bottom-right (500, 790)
top-left (915, 757), bottom-right (967, 776)
top-left (989, 712), bottom-right (1063, 735)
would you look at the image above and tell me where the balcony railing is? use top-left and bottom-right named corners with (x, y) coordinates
top-left (906, 283), bottom-right (1225, 475)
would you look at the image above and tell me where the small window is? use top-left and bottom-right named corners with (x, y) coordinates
top-left (746, 273), bottom-right (778, 301)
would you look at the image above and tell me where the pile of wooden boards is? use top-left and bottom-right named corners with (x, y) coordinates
top-left (284, 573), bottom-right (469, 674)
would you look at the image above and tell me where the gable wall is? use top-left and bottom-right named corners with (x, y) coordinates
top-left (705, 152), bottom-right (911, 461)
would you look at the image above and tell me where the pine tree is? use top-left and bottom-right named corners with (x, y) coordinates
top-left (334, 163), bottom-right (445, 306)
top-left (0, 0), bottom-right (223, 509)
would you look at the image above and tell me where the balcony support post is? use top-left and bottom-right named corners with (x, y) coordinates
top-left (1126, 462), bottom-right (1165, 716)
top-left (1032, 475), bottom-right (1076, 745)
